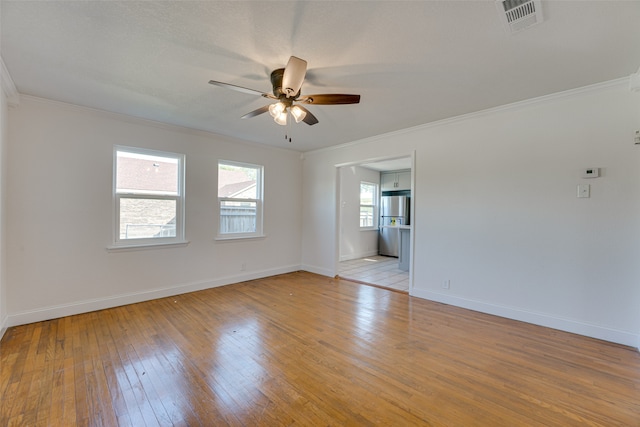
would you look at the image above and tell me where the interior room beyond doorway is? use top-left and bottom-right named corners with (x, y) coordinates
top-left (339, 255), bottom-right (409, 292)
top-left (337, 156), bottom-right (412, 293)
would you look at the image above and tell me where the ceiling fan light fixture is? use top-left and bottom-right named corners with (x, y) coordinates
top-left (290, 105), bottom-right (307, 123)
top-left (268, 102), bottom-right (286, 118)
top-left (209, 56), bottom-right (359, 129)
top-left (273, 111), bottom-right (288, 126)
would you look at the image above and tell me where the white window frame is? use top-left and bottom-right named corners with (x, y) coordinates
top-left (360, 181), bottom-right (378, 230)
top-left (111, 146), bottom-right (186, 249)
top-left (217, 160), bottom-right (264, 240)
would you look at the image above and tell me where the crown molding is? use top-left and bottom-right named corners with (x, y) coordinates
top-left (307, 77), bottom-right (630, 156)
top-left (630, 72), bottom-right (640, 93)
top-left (18, 94), bottom-right (300, 155)
top-left (0, 56), bottom-right (20, 107)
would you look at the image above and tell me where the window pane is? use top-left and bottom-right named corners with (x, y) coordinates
top-left (218, 164), bottom-right (257, 199)
top-left (220, 200), bottom-right (256, 234)
top-left (360, 206), bottom-right (374, 227)
top-left (117, 151), bottom-right (178, 195)
top-left (360, 183), bottom-right (375, 205)
top-left (119, 198), bottom-right (177, 239)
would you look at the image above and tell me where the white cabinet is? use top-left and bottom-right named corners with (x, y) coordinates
top-left (397, 171), bottom-right (411, 190)
top-left (381, 173), bottom-right (397, 191)
top-left (381, 170), bottom-right (411, 191)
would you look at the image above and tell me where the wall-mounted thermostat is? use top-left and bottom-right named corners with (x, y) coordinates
top-left (582, 168), bottom-right (599, 178)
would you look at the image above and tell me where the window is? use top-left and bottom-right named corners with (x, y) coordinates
top-left (360, 181), bottom-right (378, 228)
top-left (217, 160), bottom-right (264, 238)
top-left (113, 146), bottom-right (185, 247)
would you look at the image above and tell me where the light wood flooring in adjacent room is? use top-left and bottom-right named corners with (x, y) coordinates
top-left (339, 255), bottom-right (409, 292)
top-left (2, 271), bottom-right (640, 426)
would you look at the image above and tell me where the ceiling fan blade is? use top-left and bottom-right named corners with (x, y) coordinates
top-left (282, 56), bottom-right (307, 98)
top-left (299, 94), bottom-right (361, 105)
top-left (295, 105), bottom-right (319, 125)
top-left (241, 105), bottom-right (270, 119)
top-left (208, 80), bottom-right (275, 98)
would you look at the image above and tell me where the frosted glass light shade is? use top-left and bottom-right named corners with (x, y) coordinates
top-left (290, 105), bottom-right (307, 123)
top-left (268, 102), bottom-right (285, 118)
top-left (274, 111), bottom-right (288, 125)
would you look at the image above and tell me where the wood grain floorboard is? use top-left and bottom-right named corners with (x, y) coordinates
top-left (1, 271), bottom-right (639, 426)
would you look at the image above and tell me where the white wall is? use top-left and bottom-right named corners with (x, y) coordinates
top-left (302, 80), bottom-right (640, 347)
top-left (0, 7), bottom-right (6, 339)
top-left (5, 80), bottom-right (640, 349)
top-left (339, 165), bottom-right (380, 261)
top-left (0, 70), bottom-right (7, 339)
top-left (6, 96), bottom-right (303, 325)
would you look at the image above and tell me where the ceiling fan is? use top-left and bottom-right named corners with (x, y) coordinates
top-left (208, 56), bottom-right (360, 126)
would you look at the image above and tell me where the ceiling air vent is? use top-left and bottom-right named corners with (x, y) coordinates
top-left (496, 0), bottom-right (543, 35)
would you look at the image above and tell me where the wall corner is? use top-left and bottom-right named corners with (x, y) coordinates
top-left (0, 56), bottom-right (20, 107)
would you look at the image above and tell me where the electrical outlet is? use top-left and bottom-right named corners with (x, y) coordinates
top-left (634, 130), bottom-right (640, 145)
top-left (442, 280), bottom-right (450, 289)
top-left (241, 263), bottom-right (246, 271)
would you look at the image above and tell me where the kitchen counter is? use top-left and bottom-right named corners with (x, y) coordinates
top-left (379, 225), bottom-right (411, 271)
top-left (399, 227), bottom-right (410, 271)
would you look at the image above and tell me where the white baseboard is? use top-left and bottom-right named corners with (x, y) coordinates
top-left (300, 264), bottom-right (335, 278)
top-left (7, 265), bottom-right (301, 328)
top-left (9, 268), bottom-right (637, 352)
top-left (411, 288), bottom-right (640, 350)
top-left (339, 250), bottom-right (379, 262)
top-left (0, 314), bottom-right (8, 342)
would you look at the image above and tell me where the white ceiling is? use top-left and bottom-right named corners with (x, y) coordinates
top-left (2, 1), bottom-right (640, 153)
top-left (361, 157), bottom-right (412, 172)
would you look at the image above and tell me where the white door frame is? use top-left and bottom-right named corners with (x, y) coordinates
top-left (334, 151), bottom-right (416, 293)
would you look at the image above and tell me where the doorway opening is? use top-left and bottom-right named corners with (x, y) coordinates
top-left (336, 155), bottom-right (413, 293)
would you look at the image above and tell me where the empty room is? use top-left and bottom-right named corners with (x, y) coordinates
top-left (1, 1), bottom-right (640, 425)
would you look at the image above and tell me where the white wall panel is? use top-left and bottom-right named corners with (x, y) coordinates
top-left (339, 165), bottom-right (380, 261)
top-left (6, 97), bottom-right (303, 324)
top-left (0, 67), bottom-right (8, 338)
top-left (302, 81), bottom-right (640, 347)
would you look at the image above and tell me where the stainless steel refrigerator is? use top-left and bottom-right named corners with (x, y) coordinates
top-left (379, 195), bottom-right (409, 257)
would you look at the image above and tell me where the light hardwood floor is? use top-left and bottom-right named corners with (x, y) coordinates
top-left (1, 271), bottom-right (639, 426)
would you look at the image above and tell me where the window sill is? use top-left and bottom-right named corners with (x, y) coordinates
top-left (214, 234), bottom-right (267, 242)
top-left (360, 227), bottom-right (378, 232)
top-left (106, 240), bottom-right (190, 252)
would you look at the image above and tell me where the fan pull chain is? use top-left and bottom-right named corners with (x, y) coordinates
top-left (285, 115), bottom-right (293, 143)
